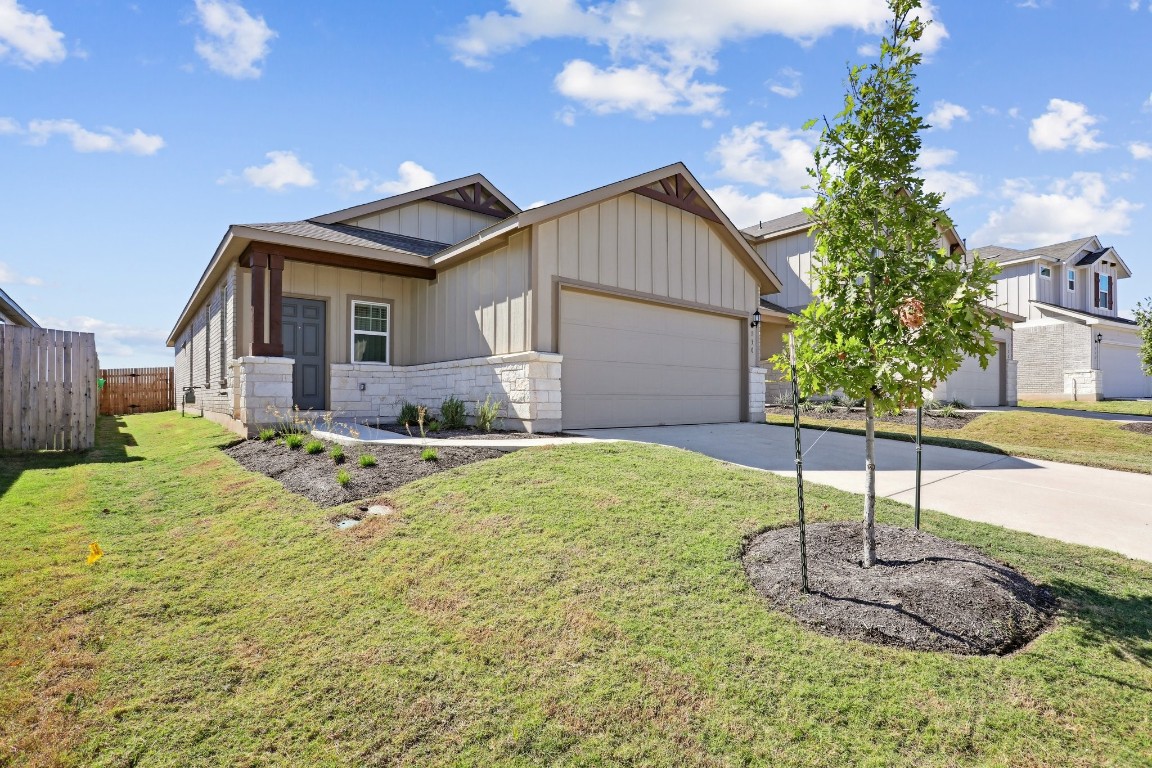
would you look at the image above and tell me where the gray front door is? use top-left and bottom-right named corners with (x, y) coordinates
top-left (282, 298), bottom-right (326, 412)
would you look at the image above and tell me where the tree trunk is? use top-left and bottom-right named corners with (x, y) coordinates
top-left (863, 393), bottom-right (878, 567)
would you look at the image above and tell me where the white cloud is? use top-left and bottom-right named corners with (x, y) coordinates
top-left (1129, 141), bottom-right (1152, 160)
top-left (708, 186), bottom-right (814, 230)
top-left (556, 106), bottom-right (577, 126)
top-left (926, 100), bottom-right (969, 130)
top-left (232, 150), bottom-right (315, 191)
top-left (0, 261), bottom-right (42, 286)
top-left (526, 200), bottom-right (548, 209)
top-left (970, 172), bottom-right (1140, 245)
top-left (712, 122), bottom-right (816, 191)
top-left (857, 43), bottom-right (879, 57)
top-left (193, 0), bottom-right (275, 79)
top-left (554, 59), bottom-right (724, 117)
top-left (448, 0), bottom-right (947, 118)
top-left (336, 161), bottom-right (437, 197)
top-left (768, 66), bottom-right (802, 98)
top-left (919, 147), bottom-right (979, 202)
top-left (1029, 98), bottom-right (1107, 152)
top-left (42, 315), bottom-right (169, 366)
top-left (0, 0), bottom-right (66, 68)
top-left (0, 117), bottom-right (165, 154)
top-left (1143, 93), bottom-right (1152, 112)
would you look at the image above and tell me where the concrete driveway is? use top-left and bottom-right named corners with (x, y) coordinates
top-left (570, 422), bottom-right (1152, 562)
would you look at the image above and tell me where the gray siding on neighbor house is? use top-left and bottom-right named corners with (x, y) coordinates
top-left (751, 232), bottom-right (815, 312)
top-left (174, 265), bottom-right (236, 417)
top-left (989, 262), bottom-right (1035, 319)
top-left (533, 192), bottom-right (761, 353)
top-left (1013, 322), bottom-right (1091, 394)
top-left (343, 200), bottom-right (501, 245)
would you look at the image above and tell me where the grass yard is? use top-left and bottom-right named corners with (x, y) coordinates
top-left (1018, 400), bottom-right (1152, 417)
top-left (2, 412), bottom-right (1150, 767)
top-left (765, 409), bottom-right (1152, 474)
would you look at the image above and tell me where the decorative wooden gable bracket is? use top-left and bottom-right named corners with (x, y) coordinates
top-left (630, 173), bottom-right (722, 224)
top-left (426, 182), bottom-right (515, 219)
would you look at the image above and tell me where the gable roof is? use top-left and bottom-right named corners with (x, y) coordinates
top-left (431, 162), bottom-right (784, 293)
top-left (311, 173), bottom-right (520, 225)
top-left (741, 211), bottom-right (812, 241)
top-left (0, 286), bottom-right (39, 327)
top-left (242, 221), bottom-right (449, 257)
top-left (974, 236), bottom-right (1131, 278)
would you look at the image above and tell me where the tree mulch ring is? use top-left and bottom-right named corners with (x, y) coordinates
top-left (361, 422), bottom-right (568, 440)
top-left (743, 522), bottom-right (1056, 655)
top-left (764, 405), bottom-right (983, 430)
top-left (1119, 422), bottom-right (1152, 435)
top-left (224, 438), bottom-right (505, 507)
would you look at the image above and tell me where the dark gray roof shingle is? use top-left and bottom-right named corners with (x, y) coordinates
top-left (241, 220), bottom-right (451, 257)
top-left (741, 211), bottom-right (811, 239)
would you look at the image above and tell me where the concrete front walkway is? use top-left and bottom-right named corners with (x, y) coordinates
top-left (570, 422), bottom-right (1152, 563)
top-left (312, 419), bottom-right (604, 449)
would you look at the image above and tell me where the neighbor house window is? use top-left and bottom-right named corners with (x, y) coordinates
top-left (352, 301), bottom-right (390, 363)
top-left (1098, 274), bottom-right (1111, 310)
top-left (1039, 265), bottom-right (1052, 279)
top-left (1067, 269), bottom-right (1076, 292)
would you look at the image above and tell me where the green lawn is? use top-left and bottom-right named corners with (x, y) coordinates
top-left (1018, 399), bottom-right (1152, 417)
top-left (765, 410), bottom-right (1152, 474)
top-left (2, 413), bottom-right (1150, 767)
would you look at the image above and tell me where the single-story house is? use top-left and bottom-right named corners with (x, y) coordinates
top-left (742, 212), bottom-right (1022, 407)
top-left (168, 163), bottom-right (782, 435)
top-left (0, 286), bottom-right (40, 328)
top-left (976, 236), bottom-right (1151, 400)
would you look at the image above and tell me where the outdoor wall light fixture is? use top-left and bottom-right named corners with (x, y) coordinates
top-left (1095, 333), bottom-right (1103, 344)
top-left (750, 309), bottom-right (761, 328)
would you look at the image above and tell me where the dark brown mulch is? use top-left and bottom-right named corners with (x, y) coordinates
top-left (1120, 422), bottom-right (1152, 435)
top-left (764, 405), bottom-right (983, 431)
top-left (361, 422), bottom-right (566, 440)
top-left (224, 438), bottom-right (505, 507)
top-left (743, 522), bottom-right (1056, 655)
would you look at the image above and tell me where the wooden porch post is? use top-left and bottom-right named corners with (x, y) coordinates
top-left (250, 252), bottom-right (267, 355)
top-left (267, 254), bottom-right (284, 357)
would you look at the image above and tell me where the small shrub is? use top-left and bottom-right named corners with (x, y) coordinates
top-left (440, 396), bottom-right (467, 430)
top-left (330, 445), bottom-right (345, 464)
top-left (799, 399), bottom-right (816, 413)
top-left (421, 447), bottom-right (439, 462)
top-left (937, 403), bottom-right (959, 418)
top-left (266, 404), bottom-right (313, 435)
top-left (358, 453), bottom-right (377, 468)
top-left (284, 433), bottom-right (304, 450)
top-left (398, 401), bottom-right (420, 427)
top-left (427, 419), bottom-right (441, 433)
top-left (772, 393), bottom-right (794, 408)
top-left (474, 394), bottom-right (503, 432)
top-left (815, 400), bottom-right (836, 414)
top-left (304, 440), bottom-right (324, 455)
top-left (257, 428), bottom-right (276, 442)
top-left (336, 469), bottom-right (351, 487)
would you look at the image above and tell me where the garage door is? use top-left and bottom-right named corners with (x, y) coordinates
top-left (1101, 343), bottom-right (1152, 398)
top-left (560, 289), bottom-right (743, 429)
top-left (935, 343), bottom-right (1005, 407)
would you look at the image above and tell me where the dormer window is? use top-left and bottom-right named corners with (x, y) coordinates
top-left (1067, 269), bottom-right (1076, 292)
top-left (1039, 265), bottom-right (1052, 279)
top-left (1097, 274), bottom-right (1112, 310)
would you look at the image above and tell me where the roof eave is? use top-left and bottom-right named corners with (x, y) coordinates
top-left (310, 173), bottom-right (521, 225)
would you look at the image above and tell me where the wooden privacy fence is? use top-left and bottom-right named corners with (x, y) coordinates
top-left (99, 367), bottom-right (174, 416)
top-left (0, 324), bottom-right (99, 451)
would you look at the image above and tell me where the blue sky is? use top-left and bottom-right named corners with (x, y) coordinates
top-left (1, 0), bottom-right (1149, 367)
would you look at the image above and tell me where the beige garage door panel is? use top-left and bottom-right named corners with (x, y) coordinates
top-left (1101, 344), bottom-right (1152, 398)
top-left (561, 289), bottom-right (742, 429)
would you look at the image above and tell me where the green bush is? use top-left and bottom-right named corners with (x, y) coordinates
top-left (358, 453), bottom-right (377, 468)
top-left (937, 404), bottom-right (959, 418)
top-left (421, 447), bottom-right (439, 462)
top-left (427, 420), bottom-right (441, 433)
top-left (257, 428), bottom-right (276, 442)
top-left (330, 445), bottom-right (345, 464)
top-left (284, 433), bottom-right (304, 450)
top-left (304, 440), bottom-right (324, 455)
top-left (336, 469), bottom-right (351, 487)
top-left (398, 401), bottom-right (421, 427)
top-left (815, 400), bottom-right (836, 414)
top-left (440, 396), bottom-right (467, 430)
top-left (474, 394), bottom-right (503, 432)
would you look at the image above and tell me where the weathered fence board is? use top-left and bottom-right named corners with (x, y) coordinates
top-left (0, 324), bottom-right (98, 451)
top-left (98, 366), bottom-right (174, 416)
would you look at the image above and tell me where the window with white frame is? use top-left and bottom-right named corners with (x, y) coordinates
top-left (1039, 265), bottom-right (1052, 279)
top-left (1098, 274), bottom-right (1111, 309)
top-left (352, 301), bottom-right (390, 363)
top-left (1067, 269), bottom-right (1076, 292)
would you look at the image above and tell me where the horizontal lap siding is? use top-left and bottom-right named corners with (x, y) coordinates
top-left (534, 192), bottom-right (759, 353)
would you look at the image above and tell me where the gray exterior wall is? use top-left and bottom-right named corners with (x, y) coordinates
top-left (751, 231), bottom-right (815, 312)
top-left (1013, 322), bottom-right (1091, 395)
top-left (342, 200), bottom-right (500, 244)
top-left (174, 265), bottom-right (236, 418)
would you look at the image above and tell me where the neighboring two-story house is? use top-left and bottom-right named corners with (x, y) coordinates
top-left (975, 236), bottom-right (1150, 400)
top-left (742, 212), bottom-right (1021, 407)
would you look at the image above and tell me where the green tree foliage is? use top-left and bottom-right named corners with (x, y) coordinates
top-left (1135, 299), bottom-right (1152, 376)
top-left (775, 0), bottom-right (1002, 566)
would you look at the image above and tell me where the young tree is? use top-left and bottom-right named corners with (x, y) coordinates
top-left (1136, 299), bottom-right (1152, 376)
top-left (779, 0), bottom-right (1002, 567)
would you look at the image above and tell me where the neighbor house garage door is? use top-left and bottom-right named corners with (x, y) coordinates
top-left (938, 343), bottom-right (1005, 407)
top-left (1100, 343), bottom-right (1151, 398)
top-left (560, 288), bottom-right (743, 429)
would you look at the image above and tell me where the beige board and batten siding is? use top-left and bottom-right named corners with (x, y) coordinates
top-left (533, 192), bottom-right (761, 351)
top-left (342, 200), bottom-right (501, 245)
top-left (751, 232), bottom-right (816, 312)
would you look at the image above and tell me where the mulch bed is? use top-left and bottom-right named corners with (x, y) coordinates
top-left (743, 522), bottom-right (1056, 655)
top-left (361, 422), bottom-right (565, 440)
top-left (1120, 422), bottom-right (1152, 435)
top-left (764, 405), bottom-right (983, 431)
top-left (225, 438), bottom-right (505, 507)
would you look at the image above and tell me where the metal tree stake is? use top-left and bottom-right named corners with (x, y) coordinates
top-left (914, 404), bottom-right (923, 530)
top-left (788, 333), bottom-right (809, 593)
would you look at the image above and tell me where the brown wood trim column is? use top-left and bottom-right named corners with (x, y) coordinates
top-left (267, 254), bottom-right (284, 356)
top-left (250, 252), bottom-right (268, 355)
